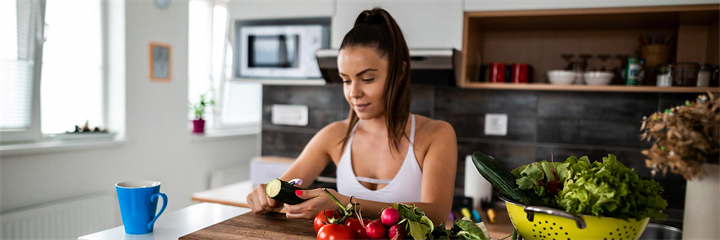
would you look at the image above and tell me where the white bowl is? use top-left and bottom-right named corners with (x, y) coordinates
top-left (547, 70), bottom-right (576, 85)
top-left (583, 71), bottom-right (613, 86)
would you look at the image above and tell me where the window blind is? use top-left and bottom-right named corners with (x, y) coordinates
top-left (0, 0), bottom-right (37, 130)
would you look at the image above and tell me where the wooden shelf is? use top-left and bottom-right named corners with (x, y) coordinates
top-left (463, 83), bottom-right (720, 93)
top-left (460, 4), bottom-right (720, 89)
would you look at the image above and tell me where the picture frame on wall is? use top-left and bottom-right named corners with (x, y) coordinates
top-left (149, 42), bottom-right (172, 82)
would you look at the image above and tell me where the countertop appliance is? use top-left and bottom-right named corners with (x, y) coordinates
top-left (237, 24), bottom-right (329, 79)
top-left (316, 48), bottom-right (460, 86)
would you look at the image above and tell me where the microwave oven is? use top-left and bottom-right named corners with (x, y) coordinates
top-left (238, 25), bottom-right (329, 79)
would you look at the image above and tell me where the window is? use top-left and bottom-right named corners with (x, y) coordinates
top-left (0, 0), bottom-right (106, 144)
top-left (41, 0), bottom-right (104, 134)
top-left (188, 0), bottom-right (261, 131)
top-left (1, 0), bottom-right (43, 143)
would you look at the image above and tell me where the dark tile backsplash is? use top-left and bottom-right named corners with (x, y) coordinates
top-left (538, 118), bottom-right (650, 148)
top-left (262, 84), bottom-right (690, 211)
top-left (658, 93), bottom-right (704, 111)
top-left (261, 130), bottom-right (316, 158)
top-left (435, 88), bottom-right (538, 116)
top-left (441, 113), bottom-right (536, 142)
top-left (537, 91), bottom-right (658, 121)
top-left (263, 85), bottom-right (345, 130)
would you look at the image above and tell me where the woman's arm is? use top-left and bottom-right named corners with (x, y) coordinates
top-left (278, 122), bottom-right (344, 187)
top-left (246, 122), bottom-right (344, 214)
top-left (287, 121), bottom-right (458, 225)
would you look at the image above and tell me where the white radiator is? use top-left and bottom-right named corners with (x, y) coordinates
top-left (1, 194), bottom-right (115, 240)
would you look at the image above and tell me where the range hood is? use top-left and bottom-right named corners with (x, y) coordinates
top-left (316, 49), bottom-right (461, 86)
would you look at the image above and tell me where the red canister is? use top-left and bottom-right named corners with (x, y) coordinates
top-left (512, 63), bottom-right (528, 83)
top-left (489, 63), bottom-right (505, 83)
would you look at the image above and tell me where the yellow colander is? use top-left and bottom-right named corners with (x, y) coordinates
top-left (500, 194), bottom-right (649, 240)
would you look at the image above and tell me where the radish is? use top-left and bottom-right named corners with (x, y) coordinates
top-left (365, 220), bottom-right (387, 239)
top-left (381, 207), bottom-right (401, 226)
top-left (388, 224), bottom-right (406, 240)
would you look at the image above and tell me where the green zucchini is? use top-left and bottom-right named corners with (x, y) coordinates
top-left (265, 178), bottom-right (307, 205)
top-left (471, 151), bottom-right (543, 206)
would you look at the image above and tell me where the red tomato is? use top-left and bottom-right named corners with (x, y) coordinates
top-left (314, 210), bottom-right (340, 234)
top-left (317, 224), bottom-right (356, 240)
top-left (344, 218), bottom-right (369, 239)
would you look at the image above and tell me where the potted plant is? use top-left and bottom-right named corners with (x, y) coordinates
top-left (640, 93), bottom-right (719, 239)
top-left (191, 94), bottom-right (215, 134)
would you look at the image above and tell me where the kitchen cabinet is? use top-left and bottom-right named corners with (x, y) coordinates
top-left (226, 0), bottom-right (334, 20)
top-left (460, 4), bottom-right (720, 92)
top-left (464, 0), bottom-right (720, 12)
top-left (332, 0), bottom-right (463, 49)
top-left (332, 0), bottom-right (376, 48)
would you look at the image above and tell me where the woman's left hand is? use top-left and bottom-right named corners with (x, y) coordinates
top-left (284, 188), bottom-right (346, 219)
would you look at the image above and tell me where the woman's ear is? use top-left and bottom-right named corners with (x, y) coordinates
top-left (402, 61), bottom-right (408, 78)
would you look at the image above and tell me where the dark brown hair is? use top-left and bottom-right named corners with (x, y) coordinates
top-left (339, 8), bottom-right (412, 154)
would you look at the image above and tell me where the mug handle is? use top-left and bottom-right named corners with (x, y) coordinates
top-left (147, 192), bottom-right (168, 231)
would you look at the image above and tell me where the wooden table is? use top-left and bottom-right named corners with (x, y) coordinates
top-left (180, 212), bottom-right (315, 240)
top-left (480, 205), bottom-right (515, 239)
top-left (189, 180), bottom-right (514, 239)
top-left (180, 207), bottom-right (515, 240)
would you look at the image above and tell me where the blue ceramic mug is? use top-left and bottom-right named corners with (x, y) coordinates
top-left (115, 180), bottom-right (168, 234)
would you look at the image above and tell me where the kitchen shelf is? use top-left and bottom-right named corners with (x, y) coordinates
top-left (462, 82), bottom-right (720, 93)
top-left (460, 4), bottom-right (720, 89)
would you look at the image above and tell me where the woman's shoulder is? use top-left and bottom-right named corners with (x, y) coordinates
top-left (414, 115), bottom-right (455, 138)
top-left (315, 119), bottom-right (352, 141)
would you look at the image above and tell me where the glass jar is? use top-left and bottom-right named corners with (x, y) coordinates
top-left (670, 62), bottom-right (700, 86)
top-left (697, 64), bottom-right (712, 87)
top-left (655, 64), bottom-right (671, 87)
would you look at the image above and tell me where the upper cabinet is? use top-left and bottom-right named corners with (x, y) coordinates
top-left (332, 0), bottom-right (463, 49)
top-left (332, 0), bottom-right (375, 49)
top-left (464, 0), bottom-right (720, 12)
top-left (227, 0), bottom-right (334, 20)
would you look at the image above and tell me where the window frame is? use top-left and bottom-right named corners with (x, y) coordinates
top-left (39, 0), bottom-right (108, 136)
top-left (189, 1), bottom-right (261, 134)
top-left (1, 0), bottom-right (112, 144)
top-left (0, 0), bottom-right (46, 144)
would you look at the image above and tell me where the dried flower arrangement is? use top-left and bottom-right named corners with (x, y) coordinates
top-left (640, 93), bottom-right (720, 180)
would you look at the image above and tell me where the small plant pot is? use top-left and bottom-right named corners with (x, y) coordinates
top-left (192, 118), bottom-right (205, 134)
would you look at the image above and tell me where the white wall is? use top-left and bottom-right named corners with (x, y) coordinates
top-left (464, 0), bottom-right (720, 11)
top-left (0, 0), bottom-right (259, 226)
top-left (333, 0), bottom-right (463, 50)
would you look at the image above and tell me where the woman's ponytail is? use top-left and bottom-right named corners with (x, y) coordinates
top-left (340, 8), bottom-right (412, 154)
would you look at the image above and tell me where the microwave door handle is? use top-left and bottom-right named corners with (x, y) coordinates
top-left (278, 35), bottom-right (288, 67)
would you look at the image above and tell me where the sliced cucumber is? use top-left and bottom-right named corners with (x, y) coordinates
top-left (265, 178), bottom-right (306, 205)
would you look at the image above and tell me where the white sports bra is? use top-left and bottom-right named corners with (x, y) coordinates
top-left (336, 114), bottom-right (423, 203)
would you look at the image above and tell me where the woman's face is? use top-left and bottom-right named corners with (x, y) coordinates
top-left (338, 46), bottom-right (388, 120)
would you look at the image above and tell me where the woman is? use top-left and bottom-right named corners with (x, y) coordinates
top-left (246, 8), bottom-right (457, 225)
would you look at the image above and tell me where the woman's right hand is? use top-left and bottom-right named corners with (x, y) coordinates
top-left (247, 184), bottom-right (282, 214)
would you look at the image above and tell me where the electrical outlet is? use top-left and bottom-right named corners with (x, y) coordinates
top-left (271, 104), bottom-right (308, 126)
top-left (484, 113), bottom-right (508, 136)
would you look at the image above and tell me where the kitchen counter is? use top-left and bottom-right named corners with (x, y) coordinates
top-left (78, 203), bottom-right (249, 240)
top-left (191, 180), bottom-right (253, 208)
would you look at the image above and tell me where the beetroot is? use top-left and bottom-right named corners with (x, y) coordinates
top-left (365, 220), bottom-right (387, 239)
top-left (381, 208), bottom-right (400, 226)
top-left (547, 180), bottom-right (563, 197)
top-left (388, 224), bottom-right (406, 240)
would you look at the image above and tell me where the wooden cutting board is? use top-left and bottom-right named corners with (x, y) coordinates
top-left (180, 212), bottom-right (316, 240)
